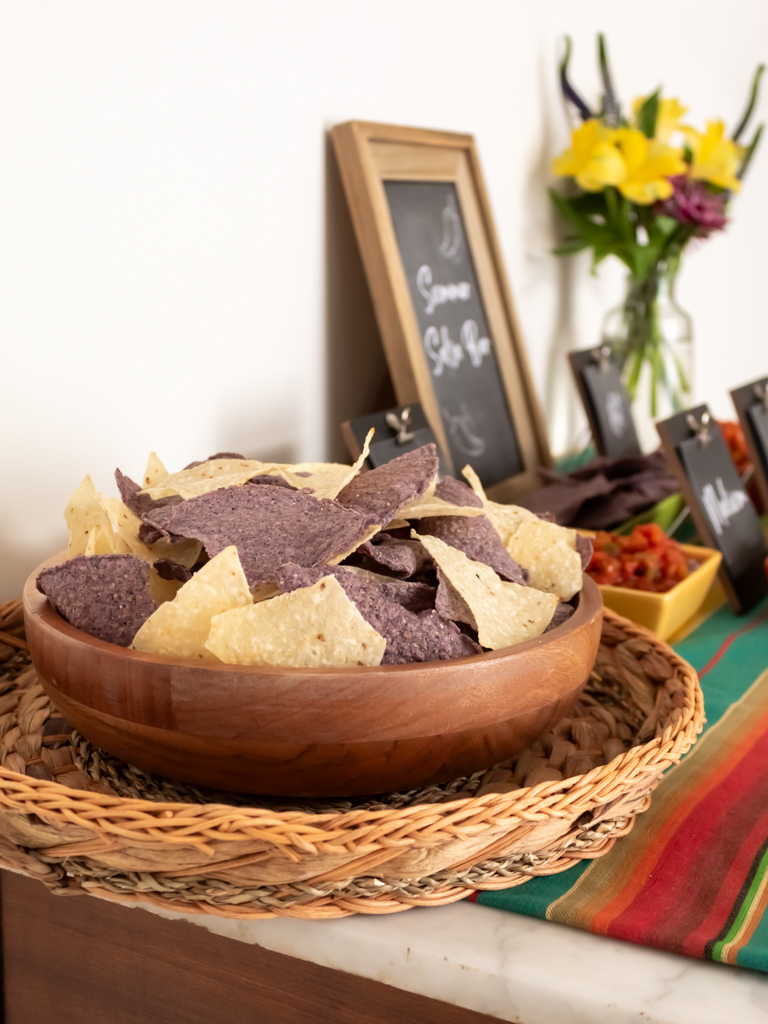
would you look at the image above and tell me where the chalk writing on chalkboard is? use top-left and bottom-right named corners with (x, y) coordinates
top-left (569, 347), bottom-right (641, 459)
top-left (384, 181), bottom-right (523, 488)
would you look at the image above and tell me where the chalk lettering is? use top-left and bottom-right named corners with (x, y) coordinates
top-left (416, 265), bottom-right (471, 316)
top-left (701, 477), bottom-right (750, 536)
top-left (460, 319), bottom-right (491, 368)
top-left (605, 390), bottom-right (627, 437)
top-left (424, 325), bottom-right (463, 377)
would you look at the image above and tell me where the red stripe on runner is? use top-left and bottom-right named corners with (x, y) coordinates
top-left (697, 606), bottom-right (768, 680)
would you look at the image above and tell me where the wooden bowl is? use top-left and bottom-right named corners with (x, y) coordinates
top-left (23, 561), bottom-right (603, 797)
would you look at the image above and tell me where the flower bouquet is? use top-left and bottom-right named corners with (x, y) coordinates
top-left (551, 35), bottom-right (764, 434)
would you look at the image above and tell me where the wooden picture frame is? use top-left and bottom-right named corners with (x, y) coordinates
top-left (331, 120), bottom-right (550, 501)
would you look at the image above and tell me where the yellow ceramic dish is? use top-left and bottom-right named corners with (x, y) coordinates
top-left (578, 534), bottom-right (722, 641)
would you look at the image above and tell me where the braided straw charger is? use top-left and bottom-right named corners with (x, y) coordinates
top-left (0, 598), bottom-right (703, 920)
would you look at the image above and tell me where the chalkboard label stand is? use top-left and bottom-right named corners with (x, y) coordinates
top-left (331, 121), bottom-right (551, 503)
top-left (568, 346), bottom-right (642, 458)
top-left (657, 405), bottom-right (768, 613)
top-left (730, 376), bottom-right (768, 515)
top-left (341, 403), bottom-right (450, 476)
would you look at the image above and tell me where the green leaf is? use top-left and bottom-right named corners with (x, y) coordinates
top-left (637, 89), bottom-right (661, 139)
top-left (653, 215), bottom-right (679, 238)
top-left (738, 122), bottom-right (764, 180)
top-left (733, 64), bottom-right (765, 142)
top-left (630, 244), bottom-right (662, 282)
top-left (552, 240), bottom-right (590, 256)
top-left (598, 34), bottom-right (620, 126)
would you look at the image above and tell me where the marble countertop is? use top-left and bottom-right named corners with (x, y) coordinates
top-left (124, 896), bottom-right (768, 1024)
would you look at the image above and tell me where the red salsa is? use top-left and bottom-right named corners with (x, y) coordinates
top-left (586, 523), bottom-right (691, 593)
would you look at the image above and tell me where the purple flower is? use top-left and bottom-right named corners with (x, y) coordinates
top-left (657, 175), bottom-right (728, 236)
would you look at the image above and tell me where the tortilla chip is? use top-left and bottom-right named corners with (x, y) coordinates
top-left (275, 429), bottom-right (375, 500)
top-left (205, 575), bottom-right (386, 667)
top-left (544, 601), bottom-right (575, 633)
top-left (116, 468), bottom-right (182, 518)
top-left (65, 476), bottom-right (120, 557)
top-left (459, 476), bottom-right (536, 549)
top-left (83, 524), bottom-right (125, 557)
top-left (37, 554), bottom-right (157, 647)
top-left (141, 458), bottom-right (276, 500)
top-left (143, 485), bottom-right (379, 588)
top-left (100, 496), bottom-right (202, 569)
top-left (434, 475), bottom-right (483, 509)
top-left (385, 517), bottom-right (409, 530)
top-left (132, 546), bottom-right (252, 660)
top-left (418, 513), bottom-right (529, 584)
top-left (505, 520), bottom-right (582, 601)
top-left (143, 452), bottom-right (169, 489)
top-left (346, 534), bottom-right (431, 580)
top-left (276, 564), bottom-right (475, 663)
top-left (336, 444), bottom-right (440, 526)
top-left (398, 495), bottom-right (484, 520)
top-left (435, 566), bottom-right (477, 629)
top-left (414, 532), bottom-right (558, 649)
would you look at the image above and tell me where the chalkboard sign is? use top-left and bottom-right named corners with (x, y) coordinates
top-left (657, 405), bottom-right (768, 613)
top-left (341, 402), bottom-right (450, 476)
top-left (383, 181), bottom-right (522, 486)
top-left (569, 347), bottom-right (641, 458)
top-left (331, 121), bottom-right (551, 503)
top-left (730, 376), bottom-right (768, 515)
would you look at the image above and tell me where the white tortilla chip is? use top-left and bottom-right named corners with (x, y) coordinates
top-left (143, 452), bottom-right (169, 490)
top-left (132, 546), bottom-right (252, 659)
top-left (505, 520), bottom-right (582, 600)
top-left (65, 476), bottom-right (120, 557)
top-left (415, 532), bottom-right (558, 649)
top-left (398, 494), bottom-right (484, 520)
top-left (205, 575), bottom-right (386, 667)
top-left (141, 458), bottom-right (275, 500)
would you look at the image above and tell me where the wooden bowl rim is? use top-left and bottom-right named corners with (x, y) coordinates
top-left (24, 555), bottom-right (602, 677)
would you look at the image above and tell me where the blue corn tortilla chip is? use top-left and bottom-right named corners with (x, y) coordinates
top-left (115, 469), bottom-right (182, 518)
top-left (544, 601), bottom-right (576, 633)
top-left (247, 474), bottom-right (298, 489)
top-left (36, 554), bottom-right (157, 647)
top-left (143, 485), bottom-right (378, 588)
top-left (276, 563), bottom-right (479, 664)
top-left (183, 452), bottom-right (246, 470)
top-left (417, 514), bottom-right (529, 585)
top-left (434, 566), bottom-right (476, 629)
top-left (434, 476), bottom-right (483, 509)
top-left (346, 533), bottom-right (432, 580)
top-left (336, 444), bottom-right (439, 526)
top-left (153, 558), bottom-right (193, 584)
top-left (575, 534), bottom-right (593, 571)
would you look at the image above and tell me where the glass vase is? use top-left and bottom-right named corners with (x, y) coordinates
top-left (601, 257), bottom-right (693, 453)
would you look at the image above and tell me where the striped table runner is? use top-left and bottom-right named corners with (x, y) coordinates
top-left (471, 598), bottom-right (768, 972)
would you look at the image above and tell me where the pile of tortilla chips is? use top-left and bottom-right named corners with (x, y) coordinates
top-left (37, 437), bottom-right (591, 668)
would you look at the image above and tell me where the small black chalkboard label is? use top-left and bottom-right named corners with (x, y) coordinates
top-left (342, 403), bottom-right (450, 476)
top-left (729, 376), bottom-right (768, 516)
top-left (658, 405), bottom-right (768, 612)
top-left (384, 181), bottom-right (523, 487)
top-left (569, 348), bottom-right (641, 458)
top-left (748, 402), bottom-right (768, 483)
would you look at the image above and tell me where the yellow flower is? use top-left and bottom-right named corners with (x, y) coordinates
top-left (613, 129), bottom-right (686, 204)
top-left (632, 96), bottom-right (688, 142)
top-left (552, 119), bottom-right (626, 191)
top-left (683, 121), bottom-right (744, 192)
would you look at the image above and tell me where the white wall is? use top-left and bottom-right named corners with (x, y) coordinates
top-left (2, 0), bottom-right (767, 599)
